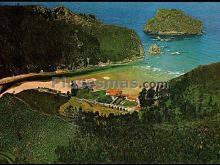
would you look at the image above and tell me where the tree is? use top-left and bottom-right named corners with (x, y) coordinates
top-left (174, 107), bottom-right (183, 122)
top-left (76, 106), bottom-right (83, 127)
top-left (71, 81), bottom-right (78, 96)
top-left (146, 87), bottom-right (155, 107)
top-left (138, 88), bottom-right (147, 108)
top-left (67, 91), bottom-right (71, 98)
top-left (208, 96), bottom-right (213, 106)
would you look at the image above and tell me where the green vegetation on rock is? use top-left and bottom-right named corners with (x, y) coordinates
top-left (148, 43), bottom-right (161, 55)
top-left (144, 9), bottom-right (203, 35)
top-left (0, 6), bottom-right (143, 78)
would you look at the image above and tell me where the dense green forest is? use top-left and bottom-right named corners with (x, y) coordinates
top-left (144, 9), bottom-right (203, 35)
top-left (138, 62), bottom-right (220, 121)
top-left (0, 6), bottom-right (143, 78)
top-left (168, 62), bottom-right (220, 119)
top-left (0, 62), bottom-right (220, 163)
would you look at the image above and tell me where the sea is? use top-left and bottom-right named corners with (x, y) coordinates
top-left (1, 2), bottom-right (220, 80)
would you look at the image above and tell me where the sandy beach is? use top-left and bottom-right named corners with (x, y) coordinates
top-left (0, 61), bottom-right (176, 98)
top-left (0, 81), bottom-right (69, 97)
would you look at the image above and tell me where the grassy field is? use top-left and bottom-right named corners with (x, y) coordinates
top-left (59, 97), bottom-right (126, 117)
top-left (76, 89), bottom-right (105, 99)
top-left (16, 89), bottom-right (69, 115)
top-left (119, 100), bottom-right (138, 107)
top-left (75, 89), bottom-right (113, 104)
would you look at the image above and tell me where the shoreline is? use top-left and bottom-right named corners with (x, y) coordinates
top-left (0, 55), bottom-right (143, 85)
top-left (0, 55), bottom-right (144, 94)
top-left (144, 31), bottom-right (203, 36)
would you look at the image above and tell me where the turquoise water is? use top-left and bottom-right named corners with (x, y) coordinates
top-left (2, 2), bottom-right (220, 77)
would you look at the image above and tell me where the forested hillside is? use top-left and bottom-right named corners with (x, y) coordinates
top-left (0, 6), bottom-right (143, 78)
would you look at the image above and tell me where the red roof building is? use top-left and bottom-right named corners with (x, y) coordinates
top-left (106, 89), bottom-right (122, 97)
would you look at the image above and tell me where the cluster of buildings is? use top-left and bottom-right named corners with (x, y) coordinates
top-left (106, 89), bottom-right (137, 102)
top-left (106, 89), bottom-right (141, 111)
top-left (36, 81), bottom-right (141, 112)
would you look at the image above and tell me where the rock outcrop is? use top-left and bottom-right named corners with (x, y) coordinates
top-left (144, 9), bottom-right (203, 35)
top-left (148, 44), bottom-right (161, 55)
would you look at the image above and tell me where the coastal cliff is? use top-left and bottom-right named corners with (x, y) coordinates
top-left (0, 6), bottom-right (144, 78)
top-left (144, 9), bottom-right (203, 35)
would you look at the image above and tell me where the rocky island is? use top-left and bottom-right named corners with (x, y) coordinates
top-left (0, 6), bottom-right (144, 78)
top-left (144, 9), bottom-right (203, 35)
top-left (148, 44), bottom-right (161, 55)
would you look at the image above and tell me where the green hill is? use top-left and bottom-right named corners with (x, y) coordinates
top-left (144, 9), bottom-right (203, 35)
top-left (1, 62), bottom-right (220, 163)
top-left (0, 89), bottom-right (220, 163)
top-left (168, 62), bottom-right (220, 118)
top-left (0, 93), bottom-right (76, 163)
top-left (0, 5), bottom-right (143, 78)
